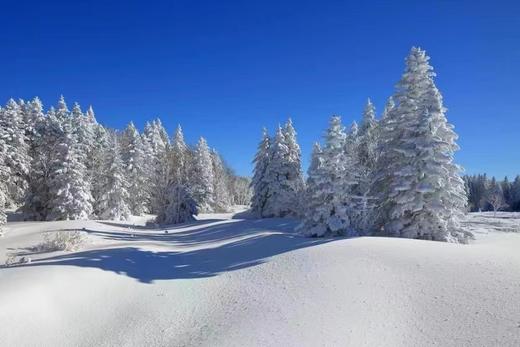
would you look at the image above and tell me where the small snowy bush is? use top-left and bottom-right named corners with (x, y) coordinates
top-left (37, 230), bottom-right (87, 252)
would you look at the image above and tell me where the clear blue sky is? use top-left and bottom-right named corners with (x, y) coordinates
top-left (1, 1), bottom-right (518, 178)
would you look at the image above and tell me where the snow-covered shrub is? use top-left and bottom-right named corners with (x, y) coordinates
top-left (156, 184), bottom-right (198, 225)
top-left (36, 230), bottom-right (87, 252)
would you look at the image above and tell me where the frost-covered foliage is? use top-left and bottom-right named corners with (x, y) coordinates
top-left (371, 47), bottom-right (468, 242)
top-left (0, 99), bottom-right (31, 206)
top-left (190, 137), bottom-right (215, 212)
top-left (250, 128), bottom-right (271, 217)
top-left (250, 120), bottom-right (304, 218)
top-left (120, 122), bottom-right (149, 216)
top-left (23, 98), bottom-right (93, 221)
top-left (294, 48), bottom-right (469, 243)
top-left (211, 150), bottom-right (233, 212)
top-left (298, 117), bottom-right (359, 237)
top-left (96, 135), bottom-right (131, 221)
top-left (143, 119), bottom-right (170, 214)
top-left (156, 184), bottom-right (198, 225)
top-left (0, 95), bottom-right (236, 224)
top-left (36, 230), bottom-right (87, 252)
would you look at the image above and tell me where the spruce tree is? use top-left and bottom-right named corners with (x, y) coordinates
top-left (190, 137), bottom-right (215, 212)
top-left (250, 128), bottom-right (271, 217)
top-left (211, 149), bottom-right (232, 212)
top-left (0, 99), bottom-right (31, 205)
top-left (120, 122), bottom-right (149, 215)
top-left (373, 47), bottom-right (468, 242)
top-left (169, 125), bottom-right (190, 186)
top-left (97, 135), bottom-right (131, 221)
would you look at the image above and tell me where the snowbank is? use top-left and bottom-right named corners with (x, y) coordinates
top-left (1, 212), bottom-right (519, 346)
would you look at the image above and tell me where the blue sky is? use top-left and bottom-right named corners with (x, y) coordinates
top-left (1, 1), bottom-right (518, 178)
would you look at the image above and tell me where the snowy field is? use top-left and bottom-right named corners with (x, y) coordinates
top-left (1, 211), bottom-right (520, 347)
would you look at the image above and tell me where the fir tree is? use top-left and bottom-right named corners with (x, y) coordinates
top-left (373, 47), bottom-right (469, 242)
top-left (120, 122), bottom-right (149, 215)
top-left (97, 135), bottom-right (131, 221)
top-left (211, 149), bottom-right (232, 212)
top-left (190, 137), bottom-right (215, 212)
top-left (250, 128), bottom-right (271, 217)
top-left (0, 99), bottom-right (31, 205)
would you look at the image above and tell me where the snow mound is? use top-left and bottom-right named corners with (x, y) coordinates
top-left (1, 212), bottom-right (519, 346)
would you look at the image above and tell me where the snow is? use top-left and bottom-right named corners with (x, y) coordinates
top-left (1, 211), bottom-right (520, 346)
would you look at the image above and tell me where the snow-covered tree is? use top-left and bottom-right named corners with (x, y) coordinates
top-left (211, 149), bottom-right (232, 212)
top-left (45, 110), bottom-right (93, 220)
top-left (372, 47), bottom-right (468, 242)
top-left (90, 123), bottom-right (110, 214)
top-left (143, 119), bottom-right (170, 213)
top-left (0, 124), bottom-right (10, 235)
top-left (190, 137), bottom-right (215, 212)
top-left (120, 122), bottom-right (149, 215)
top-left (298, 117), bottom-right (359, 236)
top-left (261, 120), bottom-right (304, 218)
top-left (156, 183), bottom-right (198, 225)
top-left (169, 125), bottom-right (190, 186)
top-left (282, 118), bottom-right (305, 214)
top-left (96, 135), bottom-right (131, 221)
top-left (0, 99), bottom-right (31, 205)
top-left (486, 177), bottom-right (508, 216)
top-left (250, 128), bottom-right (271, 216)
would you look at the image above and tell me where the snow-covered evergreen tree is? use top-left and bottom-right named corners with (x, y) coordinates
top-left (45, 108), bottom-right (93, 220)
top-left (90, 121), bottom-right (110, 215)
top-left (156, 183), bottom-right (198, 225)
top-left (263, 124), bottom-right (303, 217)
top-left (24, 99), bottom-right (93, 221)
top-left (190, 137), bottom-right (214, 212)
top-left (0, 99), bottom-right (31, 205)
top-left (250, 128), bottom-right (271, 216)
top-left (96, 135), bottom-right (131, 221)
top-left (211, 149), bottom-right (232, 212)
top-left (282, 118), bottom-right (305, 214)
top-left (143, 119), bottom-right (169, 213)
top-left (0, 123), bottom-right (10, 235)
top-left (120, 122), bottom-right (149, 215)
top-left (298, 116), bottom-right (359, 236)
top-left (169, 125), bottom-right (190, 186)
top-left (372, 47), bottom-right (468, 242)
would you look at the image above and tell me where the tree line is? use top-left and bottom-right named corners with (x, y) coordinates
top-left (0, 96), bottom-right (251, 234)
top-left (464, 174), bottom-right (520, 213)
top-left (251, 47), bottom-right (470, 243)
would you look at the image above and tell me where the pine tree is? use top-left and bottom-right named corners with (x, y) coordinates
top-left (190, 137), bottom-right (215, 212)
top-left (120, 122), bottom-right (149, 215)
top-left (250, 128), bottom-right (271, 217)
top-left (97, 135), bottom-right (131, 221)
top-left (373, 47), bottom-right (469, 242)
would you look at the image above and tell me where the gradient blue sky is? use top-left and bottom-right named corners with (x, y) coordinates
top-left (1, 1), bottom-right (518, 178)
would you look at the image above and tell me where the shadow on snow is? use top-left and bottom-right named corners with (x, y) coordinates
top-left (7, 218), bottom-right (332, 284)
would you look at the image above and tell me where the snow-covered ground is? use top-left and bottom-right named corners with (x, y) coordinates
top-left (1, 211), bottom-right (520, 347)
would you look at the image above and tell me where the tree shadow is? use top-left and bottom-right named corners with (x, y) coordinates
top-left (7, 218), bottom-right (333, 284)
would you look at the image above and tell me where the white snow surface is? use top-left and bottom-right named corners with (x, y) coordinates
top-left (1, 211), bottom-right (520, 347)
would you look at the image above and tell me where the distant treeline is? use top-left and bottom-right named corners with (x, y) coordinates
top-left (464, 175), bottom-right (520, 212)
